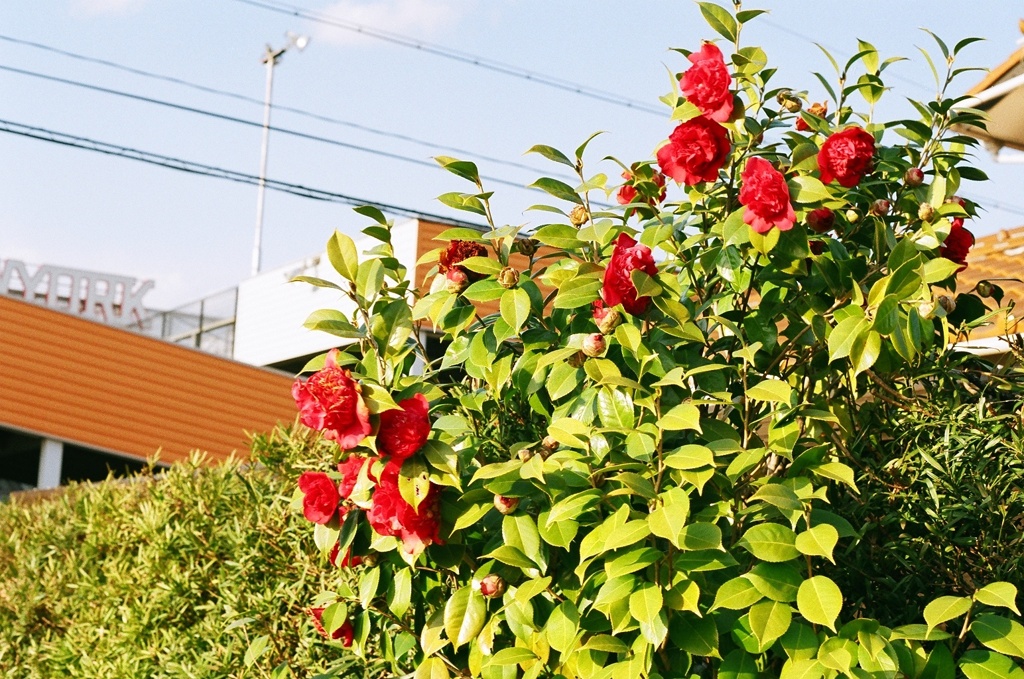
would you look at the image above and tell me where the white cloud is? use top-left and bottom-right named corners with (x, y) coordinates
top-left (315, 0), bottom-right (475, 47)
top-left (71, 0), bottom-right (146, 16)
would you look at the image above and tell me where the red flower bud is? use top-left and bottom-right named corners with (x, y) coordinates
top-left (480, 574), bottom-right (507, 599)
top-left (445, 269), bottom-right (469, 295)
top-left (582, 333), bottom-right (606, 358)
top-left (870, 199), bottom-right (891, 216)
top-left (806, 208), bottom-right (835, 234)
top-left (904, 168), bottom-right (925, 187)
top-left (494, 495), bottom-right (519, 515)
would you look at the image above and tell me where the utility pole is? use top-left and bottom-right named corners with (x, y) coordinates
top-left (252, 32), bottom-right (309, 277)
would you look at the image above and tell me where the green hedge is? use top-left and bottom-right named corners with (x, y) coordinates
top-left (0, 428), bottom-right (363, 679)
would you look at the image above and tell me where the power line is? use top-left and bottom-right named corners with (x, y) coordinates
top-left (0, 63), bottom-right (542, 192)
top-left (226, 0), bottom-right (665, 116)
top-left (0, 117), bottom-right (482, 226)
top-left (0, 32), bottom-right (554, 178)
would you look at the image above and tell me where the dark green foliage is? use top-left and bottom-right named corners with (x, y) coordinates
top-left (833, 349), bottom-right (1024, 624)
top-left (0, 427), bottom-right (362, 678)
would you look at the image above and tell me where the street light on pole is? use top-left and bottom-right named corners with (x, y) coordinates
top-left (251, 31), bottom-right (309, 277)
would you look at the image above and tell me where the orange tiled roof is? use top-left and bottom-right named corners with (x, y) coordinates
top-left (956, 225), bottom-right (1024, 339)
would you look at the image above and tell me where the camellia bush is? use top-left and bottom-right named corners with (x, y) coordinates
top-left (282, 4), bottom-right (1024, 678)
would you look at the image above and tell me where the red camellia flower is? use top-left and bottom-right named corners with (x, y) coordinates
top-left (616, 170), bottom-right (667, 206)
top-left (656, 115), bottom-right (731, 186)
top-left (309, 607), bottom-right (354, 646)
top-left (297, 472), bottom-right (340, 525)
top-left (367, 462), bottom-right (442, 557)
top-left (337, 455), bottom-right (370, 498)
top-left (377, 393), bottom-right (431, 463)
top-left (680, 42), bottom-right (733, 122)
top-left (739, 157), bottom-right (796, 234)
top-left (292, 349), bottom-right (372, 450)
top-left (806, 208), bottom-right (835, 234)
top-left (329, 543), bottom-right (364, 568)
top-left (602, 233), bottom-right (658, 316)
top-left (818, 127), bottom-right (875, 188)
top-left (438, 240), bottom-right (488, 282)
top-left (796, 101), bottom-right (828, 132)
top-left (941, 217), bottom-right (974, 271)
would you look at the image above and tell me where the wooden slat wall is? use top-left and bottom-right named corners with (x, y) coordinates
top-left (0, 295), bottom-right (298, 465)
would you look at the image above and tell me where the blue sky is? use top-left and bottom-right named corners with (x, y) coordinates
top-left (2, 1), bottom-right (1022, 309)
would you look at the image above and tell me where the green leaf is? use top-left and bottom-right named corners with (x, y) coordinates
top-left (697, 2), bottom-right (738, 42)
top-left (796, 575), bottom-right (843, 632)
top-left (738, 523), bottom-right (800, 562)
top-left (719, 649), bottom-right (760, 679)
top-left (711, 576), bottom-right (764, 611)
top-left (778, 658), bottom-right (825, 679)
top-left (488, 647), bottom-right (538, 666)
top-left (828, 316), bottom-right (870, 362)
top-left (749, 600), bottom-right (793, 650)
top-left (960, 650), bottom-right (1024, 679)
top-left (327, 229), bottom-right (359, 282)
top-left (976, 583), bottom-right (1021, 615)
top-left (924, 596), bottom-right (973, 632)
top-left (358, 567), bottom-right (380, 610)
top-left (388, 568), bottom-right (413, 618)
top-left (435, 155), bottom-right (481, 184)
top-left (545, 600), bottom-right (580, 653)
top-left (525, 144), bottom-right (574, 168)
top-left (794, 524), bottom-right (839, 563)
top-left (923, 257), bottom-right (963, 283)
top-left (679, 522), bottom-right (723, 551)
top-left (664, 444), bottom-right (714, 470)
top-left (745, 563), bottom-right (803, 603)
top-left (649, 487), bottom-right (691, 548)
top-left (500, 288), bottom-right (532, 333)
top-left (415, 657), bottom-right (452, 679)
top-left (629, 582), bottom-right (664, 627)
top-left (750, 484), bottom-right (803, 514)
top-left (788, 175), bottom-right (832, 204)
top-left (437, 191), bottom-right (487, 216)
top-left (244, 634), bottom-right (270, 668)
top-left (669, 614), bottom-right (720, 657)
top-left (529, 177), bottom-right (582, 204)
top-left (747, 379), bottom-right (792, 404)
top-left (660, 404), bottom-right (702, 432)
top-left (972, 615), bottom-right (1024, 659)
top-left (503, 513), bottom-right (544, 570)
top-left (553, 278), bottom-right (602, 309)
top-left (597, 388), bottom-right (635, 430)
top-left (443, 586), bottom-right (487, 650)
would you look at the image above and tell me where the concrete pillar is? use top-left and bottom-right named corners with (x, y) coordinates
top-left (37, 438), bottom-right (63, 489)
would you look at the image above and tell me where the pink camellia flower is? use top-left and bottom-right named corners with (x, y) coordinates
top-left (656, 115), bottom-right (731, 186)
top-left (818, 127), bottom-right (875, 188)
top-left (680, 42), bottom-right (733, 122)
top-left (297, 472), bottom-right (340, 525)
top-left (292, 349), bottom-right (372, 450)
top-left (377, 394), bottom-right (431, 463)
top-left (739, 157), bottom-right (796, 234)
top-left (367, 461), bottom-right (442, 558)
top-left (941, 218), bottom-right (974, 271)
top-left (308, 607), bottom-right (354, 646)
top-left (602, 233), bottom-right (658, 316)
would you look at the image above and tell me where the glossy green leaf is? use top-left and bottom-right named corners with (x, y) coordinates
top-left (443, 586), bottom-right (487, 650)
top-left (796, 575), bottom-right (843, 632)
